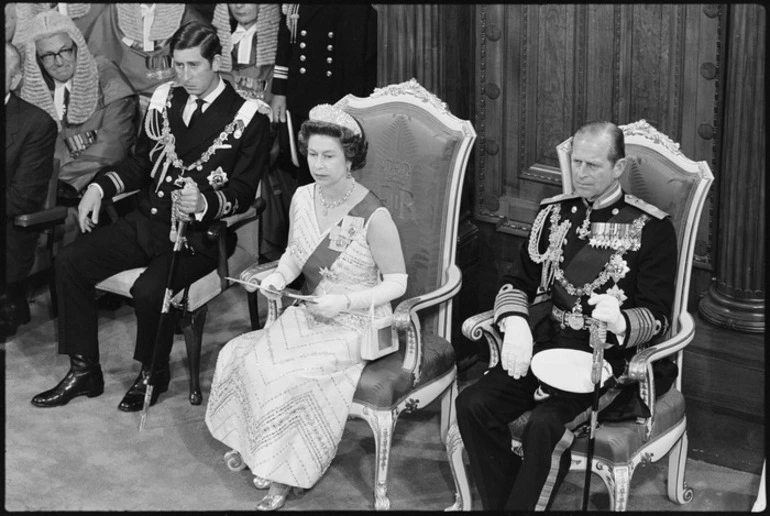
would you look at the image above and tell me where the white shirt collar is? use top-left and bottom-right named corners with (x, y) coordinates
top-left (194, 75), bottom-right (226, 105)
top-left (185, 76), bottom-right (226, 123)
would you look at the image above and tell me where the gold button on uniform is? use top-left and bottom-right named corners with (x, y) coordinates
top-left (299, 67), bottom-right (306, 74)
top-left (151, 207), bottom-right (158, 215)
top-left (299, 42), bottom-right (306, 49)
top-left (326, 57), bottom-right (333, 64)
top-left (300, 55), bottom-right (306, 61)
top-left (327, 44), bottom-right (333, 51)
top-left (328, 32), bottom-right (334, 38)
top-left (300, 30), bottom-right (307, 36)
top-left (326, 71), bottom-right (332, 77)
top-left (158, 190), bottom-right (165, 198)
top-left (165, 175), bottom-right (172, 182)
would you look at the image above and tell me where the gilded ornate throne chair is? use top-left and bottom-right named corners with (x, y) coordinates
top-left (231, 78), bottom-right (477, 510)
top-left (454, 120), bottom-right (714, 510)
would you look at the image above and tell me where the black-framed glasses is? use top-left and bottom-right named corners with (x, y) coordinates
top-left (38, 45), bottom-right (76, 66)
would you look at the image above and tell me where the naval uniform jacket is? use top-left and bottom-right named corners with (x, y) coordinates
top-left (271, 4), bottom-right (377, 119)
top-left (92, 80), bottom-right (270, 260)
top-left (494, 189), bottom-right (678, 377)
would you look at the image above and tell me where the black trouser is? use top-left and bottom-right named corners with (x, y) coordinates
top-left (5, 220), bottom-right (40, 284)
top-left (55, 211), bottom-right (218, 365)
top-left (456, 363), bottom-right (598, 511)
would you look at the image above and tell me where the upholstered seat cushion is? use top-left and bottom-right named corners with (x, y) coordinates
top-left (94, 207), bottom-right (259, 310)
top-left (353, 332), bottom-right (456, 410)
top-left (509, 387), bottom-right (685, 464)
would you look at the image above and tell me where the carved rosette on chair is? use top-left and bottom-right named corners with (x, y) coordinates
top-left (456, 120), bottom-right (713, 511)
top-left (247, 78), bottom-right (476, 510)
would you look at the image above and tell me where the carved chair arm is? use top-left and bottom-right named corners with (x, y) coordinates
top-left (392, 264), bottom-right (463, 381)
top-left (461, 309), bottom-right (502, 369)
top-left (14, 206), bottom-right (68, 228)
top-left (627, 310), bottom-right (695, 440)
top-left (207, 197), bottom-right (268, 291)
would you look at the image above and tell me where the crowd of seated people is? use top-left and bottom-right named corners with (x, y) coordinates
top-left (3, 3), bottom-right (379, 337)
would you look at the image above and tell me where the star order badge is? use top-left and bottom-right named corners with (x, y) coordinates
top-left (207, 167), bottom-right (228, 189)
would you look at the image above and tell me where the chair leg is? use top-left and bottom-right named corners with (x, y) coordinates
top-left (247, 290), bottom-right (261, 330)
top-left (666, 430), bottom-right (694, 504)
top-left (47, 229), bottom-right (58, 318)
top-left (590, 460), bottom-right (630, 511)
top-left (359, 407), bottom-right (398, 510)
top-left (441, 379), bottom-right (472, 511)
top-left (179, 304), bottom-right (208, 406)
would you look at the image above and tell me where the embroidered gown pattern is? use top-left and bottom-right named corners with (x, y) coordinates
top-left (205, 184), bottom-right (391, 488)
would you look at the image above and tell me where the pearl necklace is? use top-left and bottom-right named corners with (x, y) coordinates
top-left (318, 180), bottom-right (356, 216)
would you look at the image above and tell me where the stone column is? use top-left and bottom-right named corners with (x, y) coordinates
top-left (698, 4), bottom-right (765, 332)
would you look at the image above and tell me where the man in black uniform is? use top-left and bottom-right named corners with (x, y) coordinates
top-left (31, 21), bottom-right (271, 411)
top-left (456, 121), bottom-right (678, 510)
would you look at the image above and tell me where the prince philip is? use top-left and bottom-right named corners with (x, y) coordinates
top-left (32, 21), bottom-right (271, 411)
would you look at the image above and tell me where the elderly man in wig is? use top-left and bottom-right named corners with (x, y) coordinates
top-left (31, 21), bottom-right (272, 412)
top-left (8, 3), bottom-right (105, 44)
top-left (87, 3), bottom-right (205, 116)
top-left (211, 3), bottom-right (280, 103)
top-left (18, 10), bottom-right (138, 216)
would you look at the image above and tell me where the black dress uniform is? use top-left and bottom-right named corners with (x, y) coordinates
top-left (54, 79), bottom-right (270, 367)
top-left (271, 4), bottom-right (377, 185)
top-left (456, 184), bottom-right (678, 510)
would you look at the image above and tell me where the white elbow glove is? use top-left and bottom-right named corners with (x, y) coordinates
top-left (346, 273), bottom-right (408, 310)
top-left (499, 316), bottom-right (533, 380)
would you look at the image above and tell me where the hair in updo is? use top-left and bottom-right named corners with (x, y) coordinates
top-left (297, 119), bottom-right (368, 171)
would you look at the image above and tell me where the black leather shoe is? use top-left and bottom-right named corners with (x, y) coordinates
top-left (31, 355), bottom-right (104, 407)
top-left (118, 363), bottom-right (170, 412)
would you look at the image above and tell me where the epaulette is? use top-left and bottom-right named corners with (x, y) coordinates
top-left (624, 194), bottom-right (668, 219)
top-left (540, 192), bottom-right (581, 206)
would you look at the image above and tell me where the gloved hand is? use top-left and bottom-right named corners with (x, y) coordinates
top-left (499, 316), bottom-right (533, 380)
top-left (257, 272), bottom-right (286, 300)
top-left (588, 293), bottom-right (626, 336)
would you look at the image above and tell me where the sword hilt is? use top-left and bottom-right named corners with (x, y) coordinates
top-left (590, 321), bottom-right (608, 385)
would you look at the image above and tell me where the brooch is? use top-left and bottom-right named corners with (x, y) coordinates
top-left (207, 167), bottom-right (228, 189)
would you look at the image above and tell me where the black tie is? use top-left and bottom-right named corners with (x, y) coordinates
top-left (188, 98), bottom-right (205, 128)
top-left (62, 86), bottom-right (70, 120)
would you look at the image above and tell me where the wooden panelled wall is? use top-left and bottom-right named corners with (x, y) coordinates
top-left (376, 3), bottom-right (765, 469)
top-left (473, 4), bottom-right (721, 284)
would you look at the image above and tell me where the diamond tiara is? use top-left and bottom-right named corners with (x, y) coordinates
top-left (308, 103), bottom-right (362, 136)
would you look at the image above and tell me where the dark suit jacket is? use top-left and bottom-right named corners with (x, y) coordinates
top-left (271, 4), bottom-right (378, 118)
top-left (5, 93), bottom-right (58, 283)
top-left (93, 79), bottom-right (270, 259)
top-left (5, 94), bottom-right (58, 222)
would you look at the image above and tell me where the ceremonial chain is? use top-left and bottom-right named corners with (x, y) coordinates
top-left (145, 87), bottom-right (242, 174)
top-left (318, 181), bottom-right (356, 215)
top-left (529, 202), bottom-right (650, 310)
